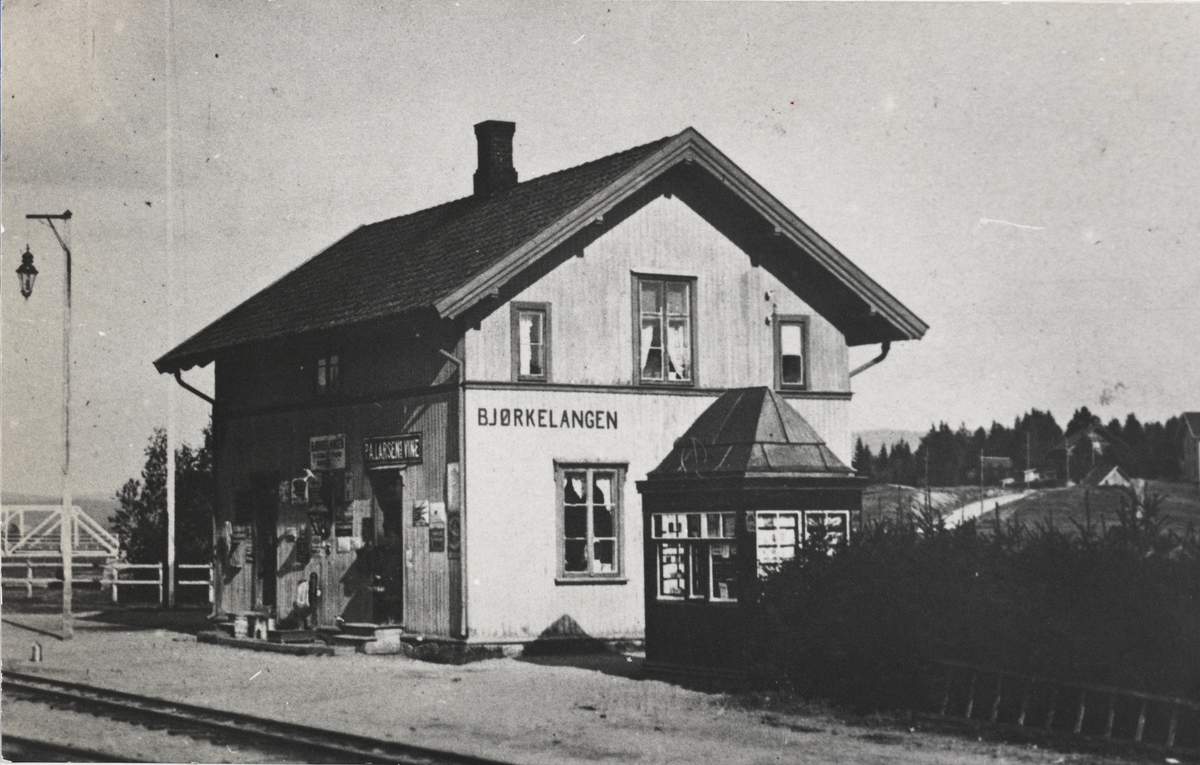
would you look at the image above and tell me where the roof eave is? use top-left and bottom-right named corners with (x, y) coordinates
top-left (434, 127), bottom-right (928, 345)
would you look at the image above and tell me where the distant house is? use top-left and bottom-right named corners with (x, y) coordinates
top-left (1059, 424), bottom-right (1134, 485)
top-left (1082, 463), bottom-right (1133, 489)
top-left (981, 456), bottom-right (1013, 485)
top-left (1184, 413), bottom-right (1200, 485)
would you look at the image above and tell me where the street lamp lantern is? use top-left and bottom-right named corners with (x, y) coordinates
top-left (16, 246), bottom-right (38, 299)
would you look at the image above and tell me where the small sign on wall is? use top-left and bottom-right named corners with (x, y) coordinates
top-left (363, 433), bottom-right (422, 469)
top-left (428, 501), bottom-right (446, 526)
top-left (310, 434), bottom-right (346, 471)
top-left (429, 526), bottom-right (446, 553)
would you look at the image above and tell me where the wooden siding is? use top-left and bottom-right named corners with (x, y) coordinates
top-left (464, 195), bottom-right (850, 393)
top-left (213, 390), bottom-right (457, 635)
top-left (217, 330), bottom-right (458, 414)
top-left (461, 387), bottom-right (859, 641)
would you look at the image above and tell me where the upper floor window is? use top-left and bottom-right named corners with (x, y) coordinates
top-left (557, 464), bottom-right (625, 582)
top-left (316, 354), bottom-right (340, 395)
top-left (635, 276), bottom-right (694, 384)
top-left (774, 316), bottom-right (809, 390)
top-left (511, 303), bottom-right (550, 381)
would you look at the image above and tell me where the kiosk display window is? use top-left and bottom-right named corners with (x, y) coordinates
top-left (650, 512), bottom-right (738, 602)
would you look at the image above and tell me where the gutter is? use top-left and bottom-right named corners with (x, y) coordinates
top-left (849, 342), bottom-right (891, 378)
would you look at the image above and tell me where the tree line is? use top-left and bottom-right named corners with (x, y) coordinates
top-left (853, 407), bottom-right (1190, 486)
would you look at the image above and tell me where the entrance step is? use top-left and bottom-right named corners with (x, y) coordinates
top-left (268, 629), bottom-right (317, 644)
top-left (327, 624), bottom-right (411, 655)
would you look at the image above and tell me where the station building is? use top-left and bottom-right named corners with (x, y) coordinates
top-left (154, 121), bottom-right (926, 647)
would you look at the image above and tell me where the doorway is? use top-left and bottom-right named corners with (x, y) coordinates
top-left (248, 472), bottom-right (280, 610)
top-left (369, 470), bottom-right (404, 624)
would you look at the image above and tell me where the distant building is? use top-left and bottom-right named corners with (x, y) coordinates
top-left (981, 455), bottom-right (1013, 484)
top-left (1184, 413), bottom-right (1200, 485)
top-left (1082, 463), bottom-right (1133, 489)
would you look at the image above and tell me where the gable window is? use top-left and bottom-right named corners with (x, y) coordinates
top-left (316, 354), bottom-right (340, 395)
top-left (556, 464), bottom-right (625, 582)
top-left (511, 303), bottom-right (550, 381)
top-left (635, 276), bottom-right (695, 384)
top-left (650, 512), bottom-right (739, 602)
top-left (774, 316), bottom-right (809, 389)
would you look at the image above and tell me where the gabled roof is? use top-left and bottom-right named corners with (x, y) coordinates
top-left (155, 128), bottom-right (928, 374)
top-left (1184, 412), bottom-right (1200, 439)
top-left (646, 387), bottom-right (853, 478)
top-left (1082, 463), bottom-right (1132, 488)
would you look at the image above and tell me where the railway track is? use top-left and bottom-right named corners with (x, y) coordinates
top-left (2, 670), bottom-right (512, 765)
top-left (1, 734), bottom-right (144, 763)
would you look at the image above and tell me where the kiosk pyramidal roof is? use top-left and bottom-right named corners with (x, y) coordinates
top-left (649, 387), bottom-right (855, 478)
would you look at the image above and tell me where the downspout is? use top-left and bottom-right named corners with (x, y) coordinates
top-left (171, 369), bottom-right (216, 618)
top-left (849, 341), bottom-right (891, 378)
top-left (174, 370), bottom-right (215, 405)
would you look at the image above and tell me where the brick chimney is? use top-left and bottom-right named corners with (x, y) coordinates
top-left (473, 120), bottom-right (518, 197)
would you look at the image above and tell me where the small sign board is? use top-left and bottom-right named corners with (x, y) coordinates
top-left (429, 526), bottom-right (446, 553)
top-left (363, 433), bottom-right (422, 470)
top-left (310, 434), bottom-right (346, 471)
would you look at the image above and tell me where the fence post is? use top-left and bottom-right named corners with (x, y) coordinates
top-left (1135, 698), bottom-right (1147, 742)
top-left (110, 563), bottom-right (119, 603)
top-left (157, 565), bottom-right (164, 606)
top-left (1167, 703), bottom-right (1178, 748)
top-left (1104, 693), bottom-right (1115, 738)
top-left (1073, 689), bottom-right (1087, 734)
top-left (990, 676), bottom-right (1003, 722)
top-left (26, 560), bottom-right (33, 598)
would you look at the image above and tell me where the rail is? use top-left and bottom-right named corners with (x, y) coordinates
top-left (929, 658), bottom-right (1200, 753)
top-left (2, 671), bottom-right (510, 765)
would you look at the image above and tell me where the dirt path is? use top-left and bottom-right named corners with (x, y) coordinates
top-left (944, 491), bottom-right (1035, 528)
top-left (2, 608), bottom-right (1120, 764)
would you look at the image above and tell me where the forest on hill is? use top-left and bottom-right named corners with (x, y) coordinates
top-left (853, 407), bottom-right (1190, 486)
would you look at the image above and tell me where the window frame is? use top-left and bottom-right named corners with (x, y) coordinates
top-left (649, 511), bottom-right (739, 603)
top-left (773, 315), bottom-right (810, 391)
top-left (752, 509), bottom-right (851, 578)
top-left (315, 353), bottom-right (341, 396)
top-left (631, 273), bottom-right (698, 387)
top-left (554, 462), bottom-right (627, 584)
top-left (510, 302), bottom-right (552, 382)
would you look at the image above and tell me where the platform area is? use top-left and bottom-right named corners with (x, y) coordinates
top-left (0, 605), bottom-right (1126, 765)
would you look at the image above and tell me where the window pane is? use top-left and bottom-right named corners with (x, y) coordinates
top-left (592, 474), bottom-right (612, 506)
top-left (757, 512), bottom-right (799, 577)
top-left (564, 505), bottom-right (587, 539)
top-left (593, 505), bottom-right (614, 539)
top-left (565, 540), bottom-right (588, 572)
top-left (706, 513), bottom-right (721, 538)
top-left (518, 311), bottom-right (545, 377)
top-left (686, 514), bottom-right (702, 538)
top-left (780, 323), bottom-right (804, 384)
top-left (328, 356), bottom-right (340, 391)
top-left (640, 318), bottom-right (663, 379)
top-left (721, 513), bottom-right (737, 538)
top-left (666, 282), bottom-right (689, 316)
top-left (640, 281), bottom-right (662, 313)
top-left (659, 543), bottom-right (687, 596)
top-left (317, 358), bottom-right (327, 391)
top-left (689, 543), bottom-right (708, 598)
top-left (666, 317), bottom-right (691, 380)
top-left (711, 542), bottom-right (737, 601)
top-left (658, 513), bottom-right (685, 538)
top-left (593, 540), bottom-right (616, 573)
top-left (563, 473), bottom-right (586, 504)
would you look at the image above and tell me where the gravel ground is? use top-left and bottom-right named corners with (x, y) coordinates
top-left (1, 607), bottom-right (1127, 765)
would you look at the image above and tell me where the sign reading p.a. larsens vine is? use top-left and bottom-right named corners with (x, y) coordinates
top-left (363, 433), bottom-right (422, 469)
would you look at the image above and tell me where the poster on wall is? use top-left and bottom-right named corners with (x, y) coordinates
top-left (310, 434), bottom-right (346, 471)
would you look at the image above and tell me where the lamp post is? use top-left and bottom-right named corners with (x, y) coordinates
top-left (21, 210), bottom-right (74, 640)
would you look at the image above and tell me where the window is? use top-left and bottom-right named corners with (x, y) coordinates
top-left (316, 354), bottom-right (340, 395)
top-left (753, 510), bottom-right (849, 577)
top-left (635, 276), bottom-right (694, 384)
top-left (511, 303), bottom-right (550, 381)
top-left (774, 316), bottom-right (809, 389)
top-left (650, 512), bottom-right (738, 601)
top-left (557, 465), bottom-right (625, 581)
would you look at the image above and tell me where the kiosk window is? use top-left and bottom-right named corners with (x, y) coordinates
top-left (317, 354), bottom-right (340, 395)
top-left (557, 465), bottom-right (625, 580)
top-left (636, 276), bottom-right (694, 384)
top-left (650, 512), bottom-right (737, 601)
top-left (754, 510), bottom-right (851, 577)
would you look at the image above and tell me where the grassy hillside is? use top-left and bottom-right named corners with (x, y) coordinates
top-left (975, 480), bottom-right (1200, 536)
top-left (862, 484), bottom-right (1010, 524)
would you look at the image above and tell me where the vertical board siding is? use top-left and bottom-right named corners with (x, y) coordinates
top-left (214, 391), bottom-right (454, 635)
top-left (464, 195), bottom-right (850, 394)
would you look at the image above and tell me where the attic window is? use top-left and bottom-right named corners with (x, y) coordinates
top-left (317, 354), bottom-right (340, 395)
top-left (635, 275), bottom-right (695, 385)
top-left (511, 303), bottom-right (550, 382)
top-left (774, 316), bottom-right (809, 390)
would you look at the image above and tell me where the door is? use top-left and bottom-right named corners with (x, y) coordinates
top-left (369, 471), bottom-right (404, 624)
top-left (249, 472), bottom-right (280, 610)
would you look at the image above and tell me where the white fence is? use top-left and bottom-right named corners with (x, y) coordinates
top-left (0, 558), bottom-right (213, 606)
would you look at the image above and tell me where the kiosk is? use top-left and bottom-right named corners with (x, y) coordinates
top-left (637, 387), bottom-right (865, 678)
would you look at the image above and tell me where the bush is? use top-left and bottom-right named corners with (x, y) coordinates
top-left (750, 497), bottom-right (1200, 712)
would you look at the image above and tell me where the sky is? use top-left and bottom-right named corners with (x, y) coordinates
top-left (3, 1), bottom-right (1198, 498)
